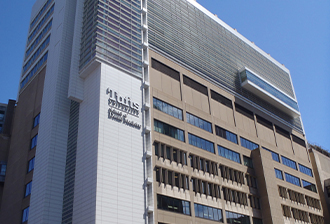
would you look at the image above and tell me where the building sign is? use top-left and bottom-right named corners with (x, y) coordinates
top-left (106, 88), bottom-right (141, 129)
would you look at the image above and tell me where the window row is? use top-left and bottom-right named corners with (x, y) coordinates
top-left (29, 0), bottom-right (53, 30)
top-left (188, 133), bottom-right (214, 153)
top-left (30, 134), bottom-right (38, 150)
top-left (278, 185), bottom-right (321, 209)
top-left (155, 167), bottom-right (189, 191)
top-left (21, 52), bottom-right (48, 90)
top-left (194, 203), bottom-right (223, 222)
top-left (154, 142), bottom-right (187, 165)
top-left (262, 147), bottom-right (280, 162)
top-left (226, 211), bottom-right (251, 224)
top-left (23, 35), bottom-right (50, 74)
top-left (25, 181), bottom-right (32, 197)
top-left (26, 19), bottom-right (52, 58)
top-left (222, 187), bottom-right (248, 206)
top-left (215, 126), bottom-right (238, 144)
top-left (28, 4), bottom-right (54, 43)
top-left (33, 113), bottom-right (40, 128)
top-left (153, 97), bottom-right (183, 120)
top-left (190, 154), bottom-right (218, 176)
top-left (157, 194), bottom-right (259, 224)
top-left (219, 165), bottom-right (245, 185)
top-left (157, 194), bottom-right (190, 216)
top-left (28, 157), bottom-right (35, 173)
top-left (191, 178), bottom-right (221, 199)
top-left (218, 145), bottom-right (240, 163)
top-left (310, 213), bottom-right (325, 224)
top-left (291, 208), bottom-right (309, 222)
top-left (240, 137), bottom-right (259, 150)
top-left (186, 112), bottom-right (212, 133)
top-left (278, 170), bottom-right (317, 193)
top-left (154, 119), bottom-right (184, 142)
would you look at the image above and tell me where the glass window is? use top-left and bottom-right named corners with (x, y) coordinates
top-left (25, 181), bottom-right (32, 197)
top-left (28, 157), bottom-right (35, 172)
top-left (157, 194), bottom-right (190, 215)
top-left (218, 145), bottom-right (241, 163)
top-left (215, 126), bottom-right (238, 144)
top-left (299, 164), bottom-right (313, 177)
top-left (274, 168), bottom-right (283, 180)
top-left (302, 180), bottom-right (317, 193)
top-left (240, 137), bottom-right (259, 150)
top-left (30, 134), bottom-right (38, 149)
top-left (262, 147), bottom-right (280, 162)
top-left (285, 173), bottom-right (301, 187)
top-left (153, 98), bottom-right (183, 120)
top-left (226, 211), bottom-right (251, 224)
top-left (22, 207), bottom-right (29, 223)
top-left (186, 112), bottom-right (212, 133)
top-left (243, 156), bottom-right (253, 168)
top-left (154, 120), bottom-right (184, 141)
top-left (33, 113), bottom-right (40, 128)
top-left (194, 203), bottom-right (223, 222)
top-left (188, 133), bottom-right (214, 153)
top-left (0, 164), bottom-right (6, 176)
top-left (253, 218), bottom-right (263, 224)
top-left (281, 156), bottom-right (297, 170)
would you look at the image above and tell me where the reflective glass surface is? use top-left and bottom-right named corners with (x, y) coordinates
top-left (299, 164), bottom-right (313, 177)
top-left (187, 112), bottom-right (212, 133)
top-left (281, 156), bottom-right (297, 170)
top-left (153, 98), bottom-right (183, 120)
top-left (154, 120), bottom-right (184, 141)
top-left (240, 137), bottom-right (259, 150)
top-left (188, 133), bottom-right (214, 153)
top-left (194, 203), bottom-right (223, 222)
top-left (302, 180), bottom-right (317, 193)
top-left (285, 173), bottom-right (300, 187)
top-left (275, 168), bottom-right (283, 180)
top-left (218, 146), bottom-right (241, 164)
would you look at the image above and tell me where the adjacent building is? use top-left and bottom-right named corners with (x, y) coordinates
top-left (0, 0), bottom-right (326, 223)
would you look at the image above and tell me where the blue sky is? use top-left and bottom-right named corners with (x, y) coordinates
top-left (0, 0), bottom-right (329, 150)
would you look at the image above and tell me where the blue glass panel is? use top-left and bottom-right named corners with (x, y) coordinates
top-left (218, 145), bottom-right (241, 164)
top-left (153, 98), bottom-right (183, 120)
top-left (188, 133), bottom-right (214, 153)
top-left (194, 203), bottom-right (223, 222)
top-left (240, 137), bottom-right (259, 150)
top-left (299, 164), bottom-right (313, 177)
top-left (187, 112), bottom-right (212, 133)
top-left (274, 169), bottom-right (283, 180)
top-left (285, 173), bottom-right (301, 186)
top-left (281, 156), bottom-right (297, 170)
top-left (242, 70), bottom-right (299, 111)
top-left (154, 120), bottom-right (184, 142)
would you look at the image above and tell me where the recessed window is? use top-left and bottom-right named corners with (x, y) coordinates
top-left (33, 113), bottom-right (40, 128)
top-left (210, 90), bottom-right (232, 108)
top-left (194, 203), bottom-right (223, 222)
top-left (240, 137), bottom-right (259, 150)
top-left (151, 58), bottom-right (180, 81)
top-left (25, 181), bottom-right (32, 197)
top-left (274, 169), bottom-right (283, 180)
top-left (186, 112), bottom-right (212, 133)
top-left (28, 157), bottom-right (35, 172)
top-left (285, 173), bottom-right (300, 187)
top-left (154, 120), bottom-right (184, 141)
top-left (188, 133), bottom-right (214, 153)
top-left (226, 211), bottom-right (250, 224)
top-left (299, 164), bottom-right (313, 177)
top-left (215, 126), bottom-right (237, 144)
top-left (218, 145), bottom-right (241, 164)
top-left (243, 156), bottom-right (253, 168)
top-left (183, 75), bottom-right (208, 95)
top-left (281, 156), bottom-right (297, 170)
top-left (253, 218), bottom-right (263, 224)
top-left (157, 194), bottom-right (190, 215)
top-left (262, 147), bottom-right (280, 162)
top-left (22, 207), bottom-right (29, 223)
top-left (302, 180), bottom-right (317, 193)
top-left (153, 98), bottom-right (183, 120)
top-left (30, 134), bottom-right (38, 149)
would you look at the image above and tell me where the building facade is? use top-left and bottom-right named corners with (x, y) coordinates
top-left (0, 0), bottom-right (325, 223)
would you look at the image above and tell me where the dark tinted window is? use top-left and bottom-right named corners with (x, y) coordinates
top-left (183, 75), bottom-right (208, 95)
top-left (151, 58), bottom-right (180, 81)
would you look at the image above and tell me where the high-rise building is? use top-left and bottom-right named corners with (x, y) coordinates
top-left (0, 0), bottom-right (325, 223)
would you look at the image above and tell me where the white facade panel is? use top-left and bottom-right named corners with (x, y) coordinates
top-left (73, 63), bottom-right (145, 223)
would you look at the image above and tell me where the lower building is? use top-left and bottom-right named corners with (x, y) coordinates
top-left (309, 145), bottom-right (330, 223)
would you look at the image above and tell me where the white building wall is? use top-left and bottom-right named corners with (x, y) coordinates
top-left (72, 63), bottom-right (145, 223)
top-left (29, 0), bottom-right (78, 223)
